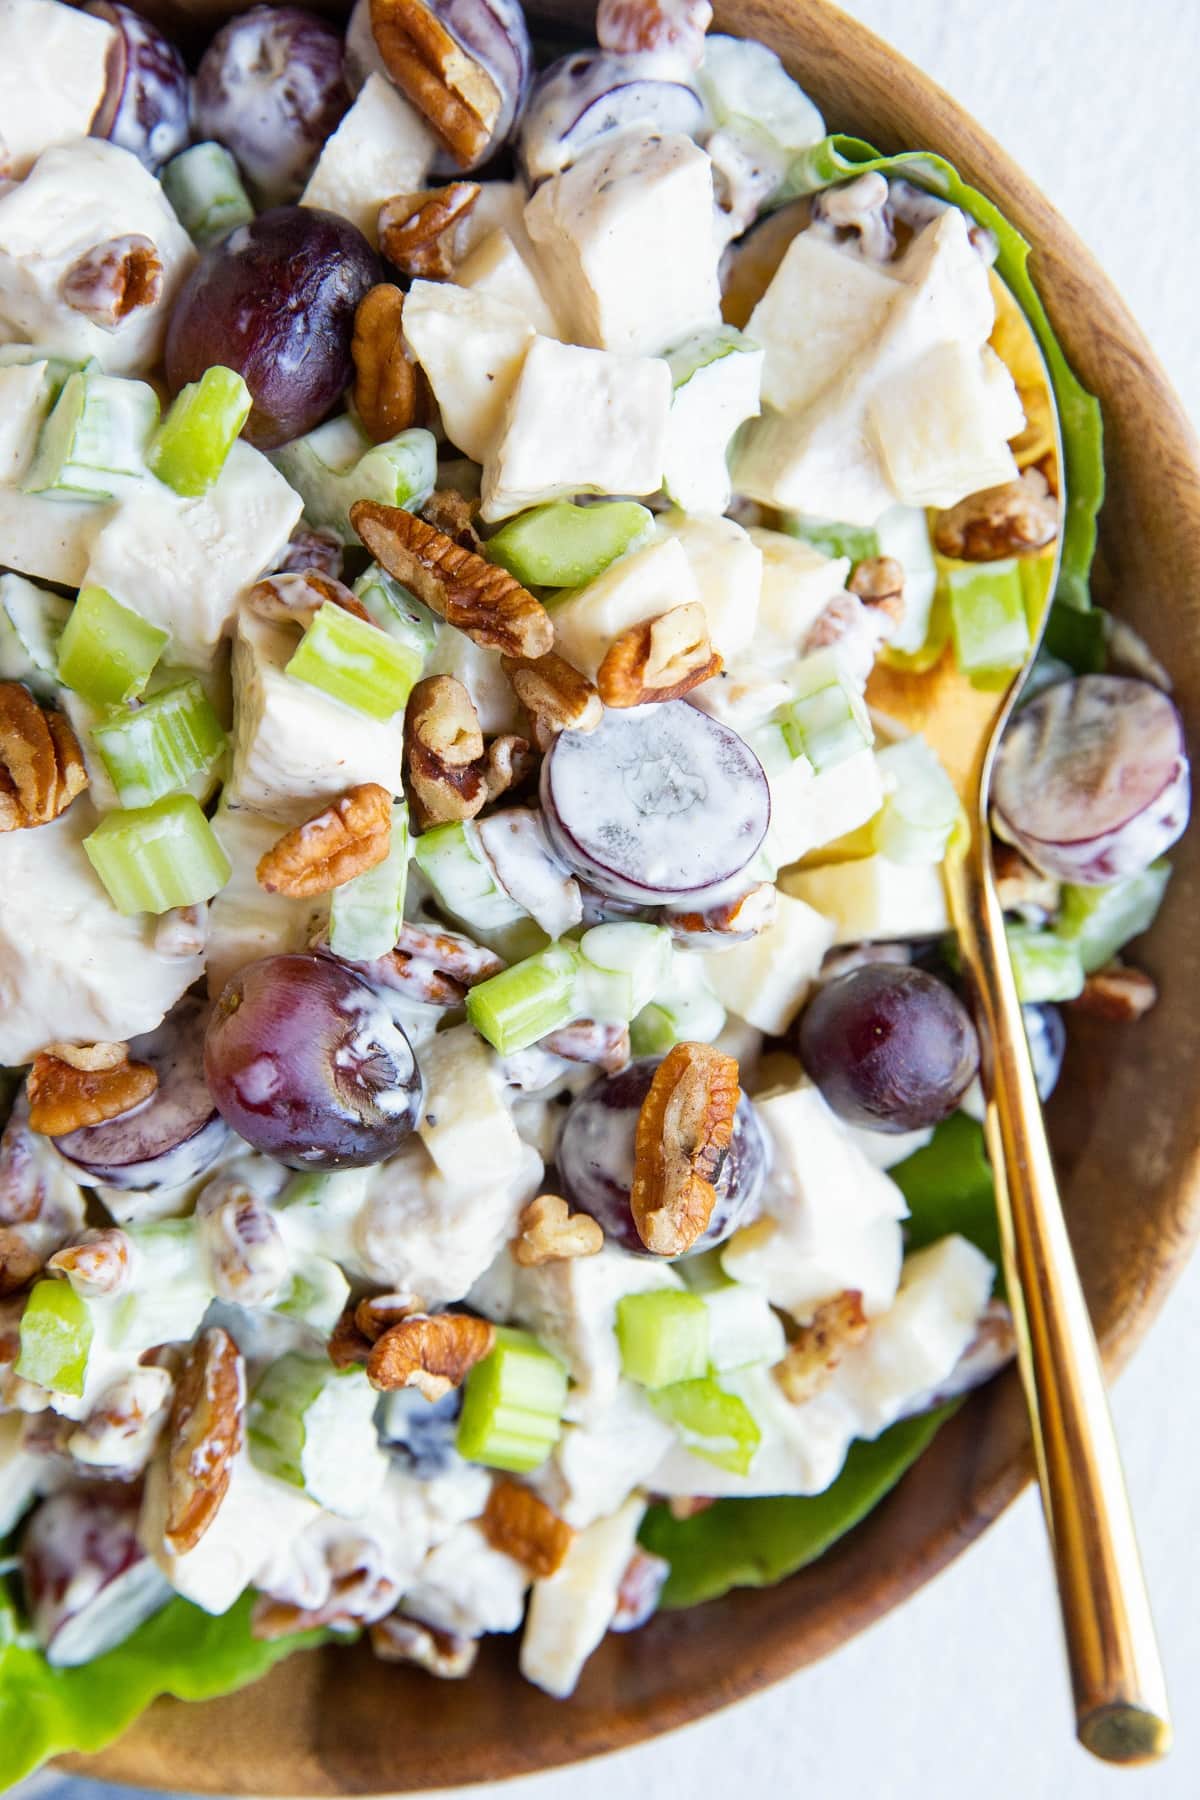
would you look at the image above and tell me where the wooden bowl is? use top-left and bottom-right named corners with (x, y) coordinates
top-left (66, 1), bottom-right (1200, 1788)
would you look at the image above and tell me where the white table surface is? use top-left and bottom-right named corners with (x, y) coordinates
top-left (24, 6), bottom-right (1200, 1800)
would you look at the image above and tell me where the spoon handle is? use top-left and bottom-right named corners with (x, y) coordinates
top-left (950, 834), bottom-right (1172, 1765)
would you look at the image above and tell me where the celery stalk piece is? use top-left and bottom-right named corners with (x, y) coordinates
top-left (466, 943), bottom-right (582, 1055)
top-left (91, 678), bottom-right (226, 809)
top-left (0, 573), bottom-right (72, 697)
top-left (631, 957), bottom-right (725, 1055)
top-left (84, 794), bottom-right (232, 915)
top-left (247, 1355), bottom-right (388, 1516)
top-left (272, 1256), bottom-right (351, 1337)
top-left (286, 600), bottom-right (423, 720)
top-left (161, 141), bottom-right (254, 246)
top-left (662, 325), bottom-right (763, 517)
top-left (457, 1326), bottom-right (568, 1473)
top-left (947, 560), bottom-right (1031, 686)
top-left (678, 1254), bottom-right (788, 1371)
top-left (15, 1280), bottom-right (93, 1398)
top-left (57, 586), bottom-right (168, 707)
top-left (617, 1291), bottom-right (710, 1390)
top-left (148, 366), bottom-right (252, 498)
top-left (873, 735), bottom-right (960, 866)
top-left (650, 1375), bottom-right (762, 1475)
top-left (329, 802), bottom-right (409, 961)
top-left (353, 563), bottom-right (438, 662)
top-left (1055, 862), bottom-right (1171, 974)
top-left (24, 370), bottom-right (159, 500)
top-left (1006, 923), bottom-right (1085, 1003)
top-left (412, 819), bottom-right (527, 933)
top-left (782, 515), bottom-right (880, 565)
top-left (779, 647), bottom-right (874, 771)
top-left (576, 923), bottom-right (673, 1023)
top-left (485, 501), bottom-right (653, 589)
top-left (271, 417), bottom-right (437, 544)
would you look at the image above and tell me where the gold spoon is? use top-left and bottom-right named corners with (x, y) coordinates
top-left (866, 283), bottom-right (1172, 1764)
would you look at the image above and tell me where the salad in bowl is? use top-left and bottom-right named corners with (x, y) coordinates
top-left (0, 0), bottom-right (1189, 1782)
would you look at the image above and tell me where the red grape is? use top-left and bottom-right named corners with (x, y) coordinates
top-left (519, 51), bottom-right (704, 182)
top-left (427, 0), bottom-right (533, 170)
top-left (204, 952), bottom-right (422, 1170)
top-left (164, 206), bottom-right (381, 449)
top-left (22, 1488), bottom-right (168, 1667)
top-left (796, 964), bottom-right (980, 1133)
top-left (87, 1), bottom-right (191, 174)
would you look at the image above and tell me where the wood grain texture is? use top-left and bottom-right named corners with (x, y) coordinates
top-left (65, 0), bottom-right (1200, 1789)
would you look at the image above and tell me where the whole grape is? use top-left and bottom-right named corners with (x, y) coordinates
top-left (204, 952), bottom-right (422, 1170)
top-left (165, 207), bottom-right (381, 449)
top-left (796, 964), bottom-right (980, 1133)
top-left (86, 1), bottom-right (191, 173)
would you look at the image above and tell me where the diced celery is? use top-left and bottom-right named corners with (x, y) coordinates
top-left (412, 819), bottom-right (527, 933)
top-left (15, 1280), bottom-right (92, 1398)
top-left (457, 1325), bottom-right (569, 1473)
top-left (83, 793), bottom-right (232, 915)
top-left (329, 802), bottom-right (409, 960)
top-left (486, 501), bottom-right (653, 589)
top-left (110, 1218), bottom-right (213, 1353)
top-left (0, 573), bottom-right (72, 696)
top-left (662, 326), bottom-right (763, 516)
top-left (149, 366), bottom-right (252, 498)
top-left (783, 515), bottom-right (880, 564)
top-left (272, 1256), bottom-right (351, 1337)
top-left (747, 718), bottom-right (800, 776)
top-left (617, 1290), bottom-right (709, 1390)
top-left (678, 1260), bottom-right (788, 1371)
top-left (779, 648), bottom-right (874, 770)
top-left (465, 943), bottom-right (582, 1055)
top-left (91, 677), bottom-right (226, 808)
top-left (650, 1375), bottom-right (762, 1474)
top-left (161, 141), bottom-right (254, 247)
top-left (1006, 923), bottom-right (1084, 1003)
top-left (1055, 863), bottom-right (1171, 974)
top-left (353, 563), bottom-right (439, 661)
top-left (248, 1355), bottom-right (388, 1516)
top-left (286, 600), bottom-right (423, 720)
top-left (948, 560), bottom-right (1030, 685)
top-left (576, 923), bottom-right (673, 1023)
top-left (271, 417), bottom-right (437, 544)
top-left (631, 957), bottom-right (726, 1056)
top-left (25, 371), bottom-right (158, 501)
top-left (57, 586), bottom-right (168, 707)
top-left (873, 735), bottom-right (960, 866)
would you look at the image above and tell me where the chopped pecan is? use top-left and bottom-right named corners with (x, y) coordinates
top-left (352, 283), bottom-right (423, 444)
top-left (596, 0), bottom-right (712, 64)
top-left (379, 182), bottom-right (481, 278)
top-left (630, 1042), bottom-right (741, 1256)
top-left (352, 502), bottom-right (553, 660)
top-left (339, 919), bottom-right (504, 1007)
top-left (813, 171), bottom-right (896, 261)
top-left (61, 233), bottom-right (163, 329)
top-left (257, 783), bottom-right (394, 897)
top-left (164, 1326), bottom-right (245, 1555)
top-left (611, 1546), bottom-right (670, 1631)
top-left (405, 674), bottom-right (487, 827)
top-left (804, 590), bottom-right (899, 682)
top-left (328, 1306), bottom-right (373, 1370)
top-left (42, 1041), bottom-right (127, 1072)
top-left (666, 1495), bottom-right (714, 1520)
top-left (933, 470), bottom-right (1059, 561)
top-left (667, 881), bottom-right (778, 947)
top-left (597, 604), bottom-right (722, 708)
top-left (0, 1227), bottom-right (43, 1296)
top-left (355, 1291), bottom-right (423, 1342)
top-left (369, 1613), bottom-right (478, 1677)
top-left (774, 1290), bottom-right (869, 1405)
top-left (422, 488), bottom-right (481, 551)
top-left (991, 841), bottom-right (1060, 921)
top-left (245, 568), bottom-right (369, 628)
top-left (0, 685), bottom-right (88, 831)
top-left (513, 1193), bottom-right (604, 1267)
top-left (1068, 962), bottom-right (1158, 1023)
top-left (253, 1563), bottom-right (399, 1639)
top-left (847, 555), bottom-right (906, 623)
top-left (481, 1477), bottom-right (574, 1577)
top-left (539, 1019), bottom-right (630, 1072)
top-left (271, 524), bottom-right (345, 581)
top-left (67, 1364), bottom-right (173, 1475)
top-left (501, 650), bottom-right (602, 747)
top-left (481, 732), bottom-right (535, 803)
top-left (26, 1049), bottom-right (156, 1136)
top-left (366, 1310), bottom-right (496, 1400)
top-left (47, 1228), bottom-right (132, 1298)
top-left (197, 1179), bottom-right (288, 1307)
top-left (368, 0), bottom-right (502, 167)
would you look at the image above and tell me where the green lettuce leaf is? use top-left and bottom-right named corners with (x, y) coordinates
top-left (0, 1587), bottom-right (324, 1792)
top-left (892, 1112), bottom-right (1002, 1273)
top-left (780, 135), bottom-right (1105, 612)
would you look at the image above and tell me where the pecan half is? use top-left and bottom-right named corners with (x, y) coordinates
top-left (630, 1042), bottom-right (741, 1256)
top-left (0, 685), bottom-right (88, 831)
top-left (369, 0), bottom-right (502, 167)
top-left (61, 233), bottom-right (163, 329)
top-left (342, 919), bottom-right (505, 1007)
top-left (328, 1306), bottom-right (373, 1370)
top-left (774, 1290), bottom-right (869, 1405)
top-left (41, 1041), bottom-right (127, 1072)
top-left (197, 1179), bottom-right (289, 1307)
top-left (379, 182), bottom-right (481, 278)
top-left (164, 1326), bottom-right (245, 1556)
top-left (667, 881), bottom-right (778, 947)
top-left (245, 569), bottom-right (369, 628)
top-left (596, 0), bottom-right (712, 64)
top-left (539, 1019), bottom-right (630, 1072)
top-left (405, 674), bottom-right (487, 827)
top-left (597, 604), bottom-right (722, 708)
top-left (1068, 962), bottom-right (1159, 1023)
top-left (481, 1477), bottom-right (574, 1577)
top-left (352, 283), bottom-right (423, 444)
top-left (422, 488), bottom-right (481, 551)
top-left (47, 1228), bottom-right (132, 1298)
top-left (933, 470), bottom-right (1059, 561)
top-left (366, 1310), bottom-right (496, 1400)
top-left (352, 502), bottom-right (553, 660)
top-left (67, 1365), bottom-right (173, 1475)
top-left (501, 650), bottom-right (602, 747)
top-left (482, 732), bottom-right (535, 803)
top-left (271, 525), bottom-right (345, 581)
top-left (253, 1564), bottom-right (399, 1639)
top-left (513, 1193), bottom-right (604, 1267)
top-left (355, 1291), bottom-right (424, 1341)
top-left (26, 1050), bottom-right (157, 1136)
top-left (847, 555), bottom-right (905, 621)
top-left (257, 783), bottom-right (393, 897)
top-left (369, 1613), bottom-right (478, 1677)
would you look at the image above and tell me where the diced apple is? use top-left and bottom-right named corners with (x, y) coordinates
top-left (0, 361), bottom-right (56, 483)
top-left (767, 746), bottom-right (885, 868)
top-left (705, 891), bottom-right (834, 1035)
top-left (207, 798), bottom-right (329, 997)
top-left (0, 0), bottom-right (117, 178)
top-left (748, 525), bottom-right (850, 649)
top-left (658, 510), bottom-right (763, 661)
top-left (662, 327), bottom-right (763, 516)
top-left (402, 281), bottom-right (535, 466)
top-left (749, 230), bottom-right (904, 414)
top-left (781, 850), bottom-right (950, 943)
top-left (869, 339), bottom-right (1021, 509)
top-left (416, 1024), bottom-right (525, 1189)
top-left (300, 72), bottom-right (436, 245)
top-left (519, 1497), bottom-right (645, 1698)
top-left (550, 534), bottom-right (699, 681)
top-left (456, 227), bottom-right (563, 338)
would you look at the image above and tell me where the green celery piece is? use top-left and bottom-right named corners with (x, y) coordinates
top-left (947, 560), bottom-right (1030, 685)
top-left (651, 1376), bottom-right (761, 1475)
top-left (149, 366), bottom-right (252, 497)
top-left (272, 420), bottom-right (437, 544)
top-left (891, 1112), bottom-right (1002, 1273)
top-left (776, 135), bottom-right (1104, 613)
top-left (0, 1588), bottom-right (325, 1793)
top-left (286, 600), bottom-right (422, 720)
top-left (873, 735), bottom-right (960, 866)
top-left (783, 515), bottom-right (880, 564)
top-left (576, 922), bottom-right (673, 1023)
top-left (779, 648), bottom-right (874, 770)
top-left (84, 794), bottom-right (232, 915)
top-left (247, 1355), bottom-right (385, 1513)
top-left (1006, 922), bottom-right (1084, 1004)
top-left (486, 500), bottom-right (653, 589)
top-left (1055, 862), bottom-right (1171, 974)
top-left (91, 677), bottom-right (226, 808)
top-left (161, 142), bottom-right (254, 247)
top-left (412, 818), bottom-right (526, 932)
top-left (457, 1325), bottom-right (568, 1473)
top-left (24, 370), bottom-right (159, 501)
top-left (1042, 600), bottom-right (1108, 673)
top-left (639, 1406), bottom-right (953, 1608)
top-left (617, 1290), bottom-right (710, 1390)
top-left (15, 1280), bottom-right (92, 1397)
top-left (465, 943), bottom-right (582, 1055)
top-left (353, 563), bottom-right (439, 660)
top-left (328, 802), bottom-right (409, 961)
top-left (273, 1256), bottom-right (350, 1336)
top-left (57, 586), bottom-right (168, 707)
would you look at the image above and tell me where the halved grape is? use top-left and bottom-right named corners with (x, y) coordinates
top-left (1024, 1001), bottom-right (1066, 1103)
top-left (429, 0), bottom-right (533, 170)
top-left (204, 952), bottom-right (422, 1170)
top-left (540, 701), bottom-right (770, 904)
top-left (796, 964), bottom-right (980, 1133)
top-left (87, 1), bottom-right (191, 173)
top-left (557, 1056), bottom-right (767, 1256)
top-left (22, 1488), bottom-right (169, 1667)
top-left (992, 675), bottom-right (1189, 886)
top-left (164, 207), bottom-right (381, 450)
top-left (519, 51), bottom-right (704, 182)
